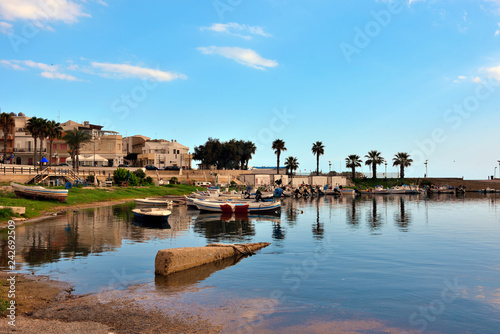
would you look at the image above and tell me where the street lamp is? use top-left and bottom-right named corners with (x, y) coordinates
top-left (329, 161), bottom-right (331, 173)
top-left (425, 160), bottom-right (428, 178)
top-left (384, 162), bottom-right (387, 178)
top-left (495, 167), bottom-right (498, 180)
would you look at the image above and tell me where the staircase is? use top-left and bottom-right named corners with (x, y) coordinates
top-left (28, 167), bottom-right (82, 185)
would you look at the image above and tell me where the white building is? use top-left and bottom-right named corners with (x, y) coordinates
top-left (137, 139), bottom-right (190, 168)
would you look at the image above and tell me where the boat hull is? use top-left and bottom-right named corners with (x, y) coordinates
top-left (11, 182), bottom-right (68, 202)
top-left (193, 199), bottom-right (281, 213)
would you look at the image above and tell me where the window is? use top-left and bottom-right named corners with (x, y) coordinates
top-left (61, 144), bottom-right (67, 150)
top-left (53, 144), bottom-right (57, 150)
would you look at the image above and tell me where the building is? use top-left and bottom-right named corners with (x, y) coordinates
top-left (132, 138), bottom-right (191, 168)
top-left (1, 115), bottom-right (124, 166)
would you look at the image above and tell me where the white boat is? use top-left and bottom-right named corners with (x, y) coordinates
top-left (340, 189), bottom-right (356, 195)
top-left (388, 186), bottom-right (406, 194)
top-left (134, 198), bottom-right (173, 206)
top-left (192, 198), bottom-right (281, 213)
top-left (132, 207), bottom-right (171, 226)
top-left (11, 182), bottom-right (68, 202)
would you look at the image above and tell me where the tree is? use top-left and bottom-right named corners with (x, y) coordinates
top-left (272, 139), bottom-right (286, 175)
top-left (0, 113), bottom-right (14, 163)
top-left (311, 141), bottom-right (324, 176)
top-left (393, 152), bottom-right (413, 179)
top-left (37, 118), bottom-right (49, 164)
top-left (46, 120), bottom-right (63, 166)
top-left (63, 128), bottom-right (92, 172)
top-left (27, 117), bottom-right (42, 166)
top-left (239, 141), bottom-right (257, 170)
top-left (365, 150), bottom-right (384, 179)
top-left (345, 154), bottom-right (362, 180)
top-left (284, 156), bottom-right (299, 176)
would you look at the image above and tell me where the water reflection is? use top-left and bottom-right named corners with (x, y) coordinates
top-left (193, 213), bottom-right (256, 243)
top-left (312, 204), bottom-right (324, 240)
top-left (394, 197), bottom-right (411, 232)
top-left (346, 197), bottom-right (361, 227)
top-left (366, 197), bottom-right (383, 233)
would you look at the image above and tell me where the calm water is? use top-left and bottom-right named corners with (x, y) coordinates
top-left (2, 194), bottom-right (500, 333)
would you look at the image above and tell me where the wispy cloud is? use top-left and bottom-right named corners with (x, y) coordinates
top-left (0, 59), bottom-right (188, 82)
top-left (486, 65), bottom-right (500, 80)
top-left (41, 71), bottom-right (80, 81)
top-left (91, 62), bottom-right (187, 81)
top-left (0, 21), bottom-right (13, 34)
top-left (197, 46), bottom-right (278, 70)
top-left (0, 59), bottom-right (81, 81)
top-left (0, 0), bottom-right (101, 34)
top-left (200, 22), bottom-right (272, 40)
top-left (453, 74), bottom-right (485, 84)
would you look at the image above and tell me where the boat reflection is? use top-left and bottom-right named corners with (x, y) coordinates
top-left (193, 212), bottom-right (280, 243)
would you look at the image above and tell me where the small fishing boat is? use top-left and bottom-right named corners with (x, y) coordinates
top-left (388, 186), bottom-right (406, 194)
top-left (132, 207), bottom-right (171, 226)
top-left (134, 198), bottom-right (173, 206)
top-left (11, 182), bottom-right (68, 202)
top-left (192, 198), bottom-right (281, 214)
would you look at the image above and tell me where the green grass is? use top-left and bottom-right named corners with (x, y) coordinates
top-left (0, 184), bottom-right (201, 223)
top-left (352, 178), bottom-right (421, 190)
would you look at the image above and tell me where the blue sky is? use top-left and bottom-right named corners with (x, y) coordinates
top-left (1, 0), bottom-right (500, 179)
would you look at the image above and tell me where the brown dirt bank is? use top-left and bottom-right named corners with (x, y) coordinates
top-left (0, 272), bottom-right (221, 334)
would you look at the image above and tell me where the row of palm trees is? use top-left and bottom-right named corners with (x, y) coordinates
top-left (0, 113), bottom-right (92, 170)
top-left (346, 151), bottom-right (413, 179)
top-left (26, 117), bottom-right (92, 171)
top-left (271, 139), bottom-right (413, 179)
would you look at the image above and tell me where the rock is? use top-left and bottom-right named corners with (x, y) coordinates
top-left (155, 242), bottom-right (270, 276)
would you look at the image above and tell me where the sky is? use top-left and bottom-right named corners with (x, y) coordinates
top-left (1, 0), bottom-right (500, 179)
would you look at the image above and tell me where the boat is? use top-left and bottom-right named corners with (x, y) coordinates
top-left (388, 186), bottom-right (406, 194)
top-left (132, 207), bottom-right (171, 226)
top-left (11, 182), bottom-right (68, 202)
top-left (134, 198), bottom-right (173, 206)
top-left (192, 198), bottom-right (281, 213)
top-left (430, 186), bottom-right (455, 194)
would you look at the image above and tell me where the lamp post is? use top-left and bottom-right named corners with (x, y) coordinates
top-left (425, 160), bottom-right (428, 178)
top-left (495, 167), bottom-right (498, 180)
top-left (384, 162), bottom-right (387, 178)
top-left (329, 161), bottom-right (331, 173)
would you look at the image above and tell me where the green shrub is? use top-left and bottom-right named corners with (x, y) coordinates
top-left (133, 169), bottom-right (146, 179)
top-left (86, 175), bottom-right (95, 183)
top-left (145, 176), bottom-right (153, 185)
top-left (169, 177), bottom-right (178, 184)
top-left (128, 173), bottom-right (140, 186)
top-left (113, 168), bottom-right (129, 183)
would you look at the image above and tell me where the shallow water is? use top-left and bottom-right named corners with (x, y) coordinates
top-left (2, 193), bottom-right (500, 333)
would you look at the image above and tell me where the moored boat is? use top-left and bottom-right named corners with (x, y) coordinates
top-left (134, 198), bottom-right (173, 206)
top-left (192, 198), bottom-right (281, 213)
top-left (132, 207), bottom-right (171, 226)
top-left (11, 182), bottom-right (68, 202)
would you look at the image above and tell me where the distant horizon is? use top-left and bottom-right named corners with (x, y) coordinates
top-left (1, 1), bottom-right (500, 179)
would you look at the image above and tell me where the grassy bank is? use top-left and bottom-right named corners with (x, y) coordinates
top-left (0, 184), bottom-right (199, 222)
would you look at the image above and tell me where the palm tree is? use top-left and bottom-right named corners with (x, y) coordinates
top-left (0, 112), bottom-right (14, 163)
top-left (365, 150), bottom-right (384, 179)
top-left (311, 141), bottom-right (324, 176)
top-left (272, 139), bottom-right (286, 175)
top-left (284, 156), bottom-right (299, 176)
top-left (46, 120), bottom-right (63, 166)
top-left (27, 117), bottom-right (41, 166)
top-left (63, 129), bottom-right (92, 172)
top-left (241, 141), bottom-right (257, 170)
top-left (345, 154), bottom-right (362, 180)
top-left (393, 152), bottom-right (413, 179)
top-left (37, 118), bottom-right (49, 164)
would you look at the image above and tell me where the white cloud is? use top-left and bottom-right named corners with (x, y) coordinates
top-left (0, 0), bottom-right (90, 23)
top-left (486, 65), bottom-right (500, 80)
top-left (197, 46), bottom-right (278, 70)
top-left (91, 62), bottom-right (187, 81)
top-left (41, 71), bottom-right (79, 81)
top-left (200, 22), bottom-right (272, 40)
top-left (0, 21), bottom-right (13, 34)
top-left (0, 59), bottom-right (80, 81)
top-left (472, 76), bottom-right (484, 84)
